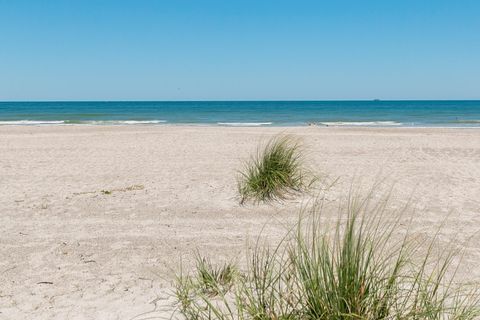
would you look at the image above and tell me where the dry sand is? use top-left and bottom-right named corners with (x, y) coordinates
top-left (1, 125), bottom-right (480, 319)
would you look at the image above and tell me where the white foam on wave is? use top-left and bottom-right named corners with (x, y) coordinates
top-left (319, 121), bottom-right (402, 127)
top-left (0, 119), bottom-right (168, 125)
top-left (217, 122), bottom-right (273, 126)
top-left (84, 120), bottom-right (167, 125)
top-left (0, 120), bottom-right (66, 125)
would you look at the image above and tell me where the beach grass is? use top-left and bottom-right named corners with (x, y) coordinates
top-left (174, 192), bottom-right (479, 319)
top-left (174, 256), bottom-right (238, 317)
top-left (237, 135), bottom-right (315, 204)
top-left (193, 254), bottom-right (237, 297)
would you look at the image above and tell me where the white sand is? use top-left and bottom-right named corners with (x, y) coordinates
top-left (1, 126), bottom-right (480, 319)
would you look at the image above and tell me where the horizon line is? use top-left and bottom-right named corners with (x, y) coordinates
top-left (1, 99), bottom-right (480, 103)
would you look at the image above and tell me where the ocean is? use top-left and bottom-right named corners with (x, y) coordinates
top-left (0, 100), bottom-right (479, 127)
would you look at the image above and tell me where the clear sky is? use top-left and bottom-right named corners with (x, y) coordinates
top-left (1, 0), bottom-right (479, 101)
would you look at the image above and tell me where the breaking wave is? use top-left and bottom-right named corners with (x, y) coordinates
top-left (217, 122), bottom-right (273, 126)
top-left (319, 121), bottom-right (403, 127)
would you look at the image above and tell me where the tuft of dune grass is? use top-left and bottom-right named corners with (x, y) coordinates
top-left (193, 253), bottom-right (237, 297)
top-left (237, 135), bottom-right (316, 204)
top-left (174, 191), bottom-right (480, 319)
top-left (175, 255), bottom-right (238, 318)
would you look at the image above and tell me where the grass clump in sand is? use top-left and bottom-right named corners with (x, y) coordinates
top-left (194, 254), bottom-right (237, 296)
top-left (175, 255), bottom-right (238, 316)
top-left (238, 135), bottom-right (315, 204)
top-left (174, 193), bottom-right (479, 319)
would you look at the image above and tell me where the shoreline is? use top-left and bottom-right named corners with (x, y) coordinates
top-left (1, 123), bottom-right (480, 129)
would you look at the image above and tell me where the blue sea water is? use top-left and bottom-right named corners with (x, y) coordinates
top-left (0, 101), bottom-right (479, 127)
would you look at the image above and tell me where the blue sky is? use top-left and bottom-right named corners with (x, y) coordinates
top-left (0, 0), bottom-right (479, 100)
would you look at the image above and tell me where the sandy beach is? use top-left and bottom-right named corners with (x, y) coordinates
top-left (1, 125), bottom-right (480, 319)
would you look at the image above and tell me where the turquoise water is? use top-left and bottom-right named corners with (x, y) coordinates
top-left (0, 101), bottom-right (479, 127)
